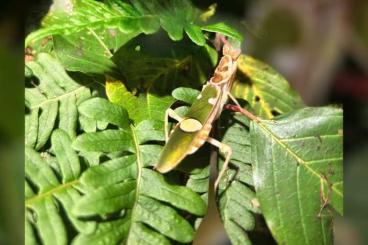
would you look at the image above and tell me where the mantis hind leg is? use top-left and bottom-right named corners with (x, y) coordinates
top-left (165, 108), bottom-right (183, 142)
top-left (206, 137), bottom-right (232, 190)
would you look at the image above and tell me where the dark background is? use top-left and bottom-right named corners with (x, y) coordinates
top-left (1, 0), bottom-right (367, 244)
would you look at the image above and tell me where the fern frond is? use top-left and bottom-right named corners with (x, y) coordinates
top-left (72, 96), bottom-right (207, 244)
top-left (25, 53), bottom-right (95, 149)
top-left (25, 130), bottom-right (95, 245)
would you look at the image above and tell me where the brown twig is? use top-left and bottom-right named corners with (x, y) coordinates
top-left (224, 104), bottom-right (259, 122)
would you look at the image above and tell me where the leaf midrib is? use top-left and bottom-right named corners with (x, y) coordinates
top-left (25, 179), bottom-right (79, 206)
top-left (29, 83), bottom-right (93, 109)
top-left (126, 124), bottom-right (143, 242)
top-left (255, 117), bottom-right (341, 244)
top-left (256, 120), bottom-right (340, 189)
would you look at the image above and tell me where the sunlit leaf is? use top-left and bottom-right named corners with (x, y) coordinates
top-left (201, 22), bottom-right (243, 41)
top-left (232, 55), bottom-right (304, 119)
top-left (25, 53), bottom-right (94, 148)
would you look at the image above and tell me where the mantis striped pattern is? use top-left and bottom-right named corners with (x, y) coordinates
top-left (155, 38), bottom-right (241, 189)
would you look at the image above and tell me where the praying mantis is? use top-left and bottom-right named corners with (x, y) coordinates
top-left (155, 38), bottom-right (242, 189)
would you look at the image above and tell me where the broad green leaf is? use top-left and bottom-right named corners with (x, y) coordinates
top-left (232, 55), bottom-right (304, 119)
top-left (201, 22), bottom-right (243, 41)
top-left (251, 107), bottom-right (343, 244)
top-left (53, 34), bottom-right (118, 74)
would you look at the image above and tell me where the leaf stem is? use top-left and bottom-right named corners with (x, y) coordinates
top-left (224, 104), bottom-right (259, 122)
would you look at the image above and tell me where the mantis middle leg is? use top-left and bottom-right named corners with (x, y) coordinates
top-left (164, 108), bottom-right (183, 142)
top-left (206, 137), bottom-right (232, 190)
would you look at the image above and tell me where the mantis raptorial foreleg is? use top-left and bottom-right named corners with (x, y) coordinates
top-left (206, 137), bottom-right (232, 190)
top-left (227, 91), bottom-right (241, 107)
top-left (165, 108), bottom-right (183, 142)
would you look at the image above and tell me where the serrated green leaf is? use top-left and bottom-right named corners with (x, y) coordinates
top-left (78, 97), bottom-right (130, 129)
top-left (251, 107), bottom-right (342, 244)
top-left (132, 0), bottom-right (202, 41)
top-left (202, 22), bottom-right (243, 41)
top-left (25, 0), bottom-right (160, 47)
top-left (232, 55), bottom-right (304, 119)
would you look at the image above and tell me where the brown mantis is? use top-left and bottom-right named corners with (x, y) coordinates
top-left (155, 37), bottom-right (242, 189)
